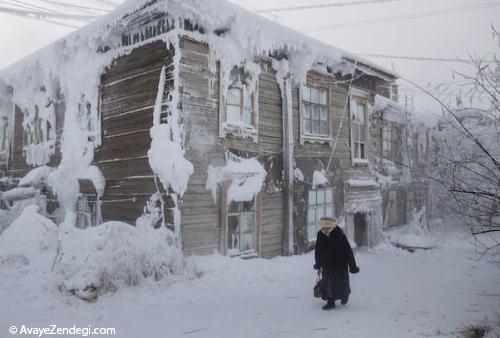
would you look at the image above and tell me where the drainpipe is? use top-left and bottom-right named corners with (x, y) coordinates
top-left (283, 75), bottom-right (294, 256)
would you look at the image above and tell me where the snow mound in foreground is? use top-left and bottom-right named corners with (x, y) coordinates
top-left (55, 222), bottom-right (189, 300)
top-left (0, 205), bottom-right (58, 269)
top-left (0, 206), bottom-right (192, 301)
top-left (384, 208), bottom-right (437, 251)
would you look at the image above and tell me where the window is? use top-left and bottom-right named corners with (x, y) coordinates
top-left (76, 194), bottom-right (98, 228)
top-left (224, 67), bottom-right (255, 127)
top-left (307, 188), bottom-right (334, 241)
top-left (351, 99), bottom-right (367, 160)
top-left (221, 66), bottom-right (258, 142)
top-left (302, 85), bottom-right (329, 137)
top-left (227, 199), bottom-right (256, 255)
top-left (382, 126), bottom-right (393, 159)
top-left (226, 85), bottom-right (254, 125)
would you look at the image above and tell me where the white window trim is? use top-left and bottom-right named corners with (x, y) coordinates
top-left (227, 208), bottom-right (257, 255)
top-left (218, 66), bottom-right (259, 143)
top-left (307, 187), bottom-right (335, 242)
top-left (224, 193), bottom-right (262, 257)
top-left (350, 92), bottom-right (371, 166)
top-left (299, 83), bottom-right (332, 145)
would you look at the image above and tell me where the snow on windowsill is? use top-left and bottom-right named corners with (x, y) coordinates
top-left (352, 158), bottom-right (370, 166)
top-left (293, 167), bottom-right (304, 182)
top-left (227, 249), bottom-right (259, 259)
top-left (1, 187), bottom-right (37, 201)
top-left (312, 169), bottom-right (329, 189)
top-left (206, 153), bottom-right (266, 204)
top-left (300, 133), bottom-right (332, 145)
top-left (347, 179), bottom-right (378, 188)
top-left (221, 121), bottom-right (258, 142)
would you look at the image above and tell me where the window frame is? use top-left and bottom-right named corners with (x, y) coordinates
top-left (300, 83), bottom-right (332, 144)
top-left (350, 95), bottom-right (369, 164)
top-left (76, 193), bottom-right (98, 228)
top-left (226, 200), bottom-right (257, 255)
top-left (220, 180), bottom-right (262, 257)
top-left (219, 66), bottom-right (259, 142)
top-left (307, 187), bottom-right (335, 242)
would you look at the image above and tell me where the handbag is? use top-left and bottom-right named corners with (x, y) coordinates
top-left (313, 269), bottom-right (322, 298)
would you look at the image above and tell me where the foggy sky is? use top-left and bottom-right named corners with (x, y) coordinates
top-left (0, 0), bottom-right (498, 120)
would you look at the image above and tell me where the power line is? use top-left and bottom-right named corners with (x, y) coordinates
top-left (0, 6), bottom-right (95, 22)
top-left (0, 0), bottom-right (55, 13)
top-left (356, 53), bottom-right (497, 63)
top-left (37, 0), bottom-right (110, 15)
top-left (256, 0), bottom-right (411, 14)
top-left (304, 1), bottom-right (500, 32)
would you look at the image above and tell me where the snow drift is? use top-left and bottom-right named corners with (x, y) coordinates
top-left (0, 205), bottom-right (58, 269)
top-left (0, 206), bottom-right (192, 301)
top-left (55, 221), bottom-right (188, 300)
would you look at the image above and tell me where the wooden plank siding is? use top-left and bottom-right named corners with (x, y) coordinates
top-left (292, 71), bottom-right (352, 252)
top-left (179, 37), bottom-right (285, 257)
top-left (96, 40), bottom-right (174, 223)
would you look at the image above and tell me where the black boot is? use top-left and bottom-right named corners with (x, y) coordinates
top-left (322, 299), bottom-right (335, 310)
top-left (341, 295), bottom-right (349, 305)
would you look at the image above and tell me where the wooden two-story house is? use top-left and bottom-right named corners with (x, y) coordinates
top-left (0, 0), bottom-right (407, 257)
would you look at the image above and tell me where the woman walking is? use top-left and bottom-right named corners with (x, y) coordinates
top-left (314, 217), bottom-right (360, 310)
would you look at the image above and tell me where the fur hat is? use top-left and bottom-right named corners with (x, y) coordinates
top-left (319, 217), bottom-right (336, 229)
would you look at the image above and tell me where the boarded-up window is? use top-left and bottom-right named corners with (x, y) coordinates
top-left (351, 99), bottom-right (367, 160)
top-left (227, 199), bottom-right (256, 255)
top-left (307, 187), bottom-right (334, 241)
top-left (302, 85), bottom-right (329, 137)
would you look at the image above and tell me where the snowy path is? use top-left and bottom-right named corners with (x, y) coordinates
top-left (1, 243), bottom-right (499, 338)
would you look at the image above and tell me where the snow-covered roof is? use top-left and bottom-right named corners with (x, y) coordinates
top-left (0, 0), bottom-right (398, 81)
top-left (374, 94), bottom-right (409, 125)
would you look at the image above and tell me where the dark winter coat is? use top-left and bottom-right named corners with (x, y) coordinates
top-left (314, 227), bottom-right (359, 301)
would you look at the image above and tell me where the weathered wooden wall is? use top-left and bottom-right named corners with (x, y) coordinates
top-left (292, 70), bottom-right (352, 252)
top-left (96, 41), bottom-right (173, 223)
top-left (179, 37), bottom-right (285, 257)
top-left (292, 70), bottom-right (392, 251)
top-left (178, 37), bottom-right (222, 255)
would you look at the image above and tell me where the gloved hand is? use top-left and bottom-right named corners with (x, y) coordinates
top-left (313, 263), bottom-right (320, 270)
top-left (350, 266), bottom-right (360, 274)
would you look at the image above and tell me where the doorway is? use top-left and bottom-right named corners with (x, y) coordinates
top-left (354, 212), bottom-right (368, 247)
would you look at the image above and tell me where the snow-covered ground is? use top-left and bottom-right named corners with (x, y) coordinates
top-left (1, 231), bottom-right (499, 338)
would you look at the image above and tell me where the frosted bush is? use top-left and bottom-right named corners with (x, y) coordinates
top-left (0, 207), bottom-right (193, 301)
top-left (55, 221), bottom-right (191, 300)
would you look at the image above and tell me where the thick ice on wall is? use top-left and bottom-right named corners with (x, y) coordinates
top-left (148, 63), bottom-right (194, 237)
top-left (206, 153), bottom-right (267, 204)
top-left (18, 166), bottom-right (54, 187)
top-left (312, 169), bottom-right (329, 189)
top-left (374, 94), bottom-right (409, 125)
